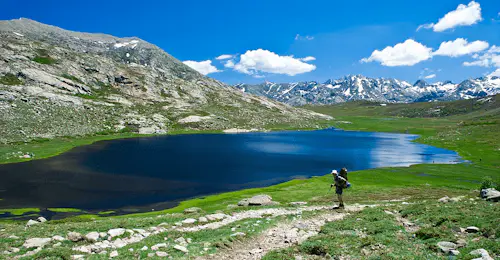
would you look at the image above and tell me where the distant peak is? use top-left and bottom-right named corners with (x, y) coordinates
top-left (413, 79), bottom-right (427, 87)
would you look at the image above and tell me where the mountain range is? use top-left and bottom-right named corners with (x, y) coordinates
top-left (234, 75), bottom-right (500, 106)
top-left (0, 18), bottom-right (328, 144)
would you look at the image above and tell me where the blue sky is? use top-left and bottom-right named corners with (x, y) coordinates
top-left (2, 0), bottom-right (500, 84)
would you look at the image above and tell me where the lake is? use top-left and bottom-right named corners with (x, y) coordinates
top-left (0, 129), bottom-right (460, 212)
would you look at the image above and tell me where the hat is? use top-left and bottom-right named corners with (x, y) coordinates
top-left (331, 170), bottom-right (338, 174)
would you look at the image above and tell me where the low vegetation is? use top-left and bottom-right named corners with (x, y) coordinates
top-left (0, 73), bottom-right (22, 86)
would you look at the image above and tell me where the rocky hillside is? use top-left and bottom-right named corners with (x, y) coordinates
top-left (0, 18), bottom-right (329, 144)
top-left (235, 75), bottom-right (500, 106)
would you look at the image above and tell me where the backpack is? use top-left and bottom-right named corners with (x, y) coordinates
top-left (339, 168), bottom-right (348, 188)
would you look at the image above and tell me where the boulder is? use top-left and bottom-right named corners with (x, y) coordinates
top-left (26, 219), bottom-right (39, 227)
top-left (184, 207), bottom-right (202, 214)
top-left (248, 195), bottom-right (273, 206)
top-left (449, 250), bottom-right (460, 256)
top-left (466, 226), bottom-right (480, 233)
top-left (110, 250), bottom-right (119, 258)
top-left (156, 251), bottom-right (169, 257)
top-left (52, 235), bottom-right (65, 241)
top-left (480, 188), bottom-right (500, 202)
top-left (438, 196), bottom-right (450, 203)
top-left (174, 245), bottom-right (189, 253)
top-left (151, 243), bottom-right (167, 251)
top-left (85, 232), bottom-right (100, 242)
top-left (108, 228), bottom-right (125, 237)
top-left (23, 238), bottom-right (51, 248)
top-left (437, 241), bottom-right (457, 254)
top-left (470, 248), bottom-right (493, 260)
top-left (175, 237), bottom-right (188, 246)
top-left (67, 232), bottom-right (83, 242)
top-left (205, 213), bottom-right (227, 221)
top-left (237, 199), bottom-right (249, 206)
top-left (182, 218), bottom-right (197, 224)
top-left (198, 216), bottom-right (208, 223)
top-left (37, 217), bottom-right (47, 223)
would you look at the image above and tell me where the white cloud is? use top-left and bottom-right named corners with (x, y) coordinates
top-left (462, 45), bottom-right (500, 68)
top-left (488, 45), bottom-right (500, 53)
top-left (295, 34), bottom-right (314, 41)
top-left (215, 54), bottom-right (233, 60)
top-left (417, 1), bottom-right (482, 32)
top-left (490, 68), bottom-right (500, 77)
top-left (433, 38), bottom-right (489, 57)
top-left (182, 60), bottom-right (221, 75)
top-left (424, 74), bottom-right (436, 79)
top-left (300, 56), bottom-right (316, 61)
top-left (463, 59), bottom-right (490, 67)
top-left (224, 59), bottom-right (235, 68)
top-left (231, 49), bottom-right (316, 76)
top-left (361, 39), bottom-right (433, 66)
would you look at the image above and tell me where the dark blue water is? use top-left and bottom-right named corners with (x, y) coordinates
top-left (0, 129), bottom-right (460, 211)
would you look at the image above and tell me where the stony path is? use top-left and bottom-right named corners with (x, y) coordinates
top-left (197, 205), bottom-right (371, 260)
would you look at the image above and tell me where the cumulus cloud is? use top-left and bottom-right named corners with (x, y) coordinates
top-left (295, 34), bottom-right (314, 41)
top-left (231, 49), bottom-right (316, 76)
top-left (424, 74), bottom-right (436, 79)
top-left (300, 56), bottom-right (316, 61)
top-left (215, 54), bottom-right (233, 60)
top-left (182, 60), bottom-right (221, 75)
top-left (462, 45), bottom-right (500, 68)
top-left (417, 1), bottom-right (482, 32)
top-left (490, 68), bottom-right (500, 77)
top-left (433, 38), bottom-right (489, 57)
top-left (224, 59), bottom-right (235, 68)
top-left (360, 39), bottom-right (433, 66)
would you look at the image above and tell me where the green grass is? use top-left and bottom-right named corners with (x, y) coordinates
top-left (61, 73), bottom-right (84, 84)
top-left (32, 56), bottom-right (56, 65)
top-left (0, 73), bottom-right (23, 85)
top-left (0, 208), bottom-right (40, 216)
top-left (74, 93), bottom-right (97, 99)
top-left (47, 208), bottom-right (82, 213)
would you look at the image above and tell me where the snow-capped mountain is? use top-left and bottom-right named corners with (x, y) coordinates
top-left (234, 75), bottom-right (500, 106)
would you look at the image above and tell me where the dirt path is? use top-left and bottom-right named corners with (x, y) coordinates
top-left (197, 205), bottom-right (370, 260)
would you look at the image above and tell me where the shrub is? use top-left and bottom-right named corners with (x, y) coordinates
top-left (480, 176), bottom-right (498, 190)
top-left (0, 73), bottom-right (22, 85)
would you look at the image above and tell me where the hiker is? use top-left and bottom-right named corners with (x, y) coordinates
top-left (330, 168), bottom-right (349, 209)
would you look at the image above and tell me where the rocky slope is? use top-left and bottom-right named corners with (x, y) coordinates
top-left (0, 18), bottom-right (329, 144)
top-left (235, 75), bottom-right (500, 106)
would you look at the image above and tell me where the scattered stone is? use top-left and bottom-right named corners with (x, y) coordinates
top-left (438, 196), bottom-right (450, 203)
top-left (449, 196), bottom-right (465, 202)
top-left (175, 237), bottom-right (188, 246)
top-left (7, 247), bottom-right (20, 253)
top-left (237, 199), bottom-right (249, 206)
top-left (480, 188), bottom-right (500, 201)
top-left (174, 245), bottom-right (189, 253)
top-left (85, 231), bottom-right (100, 242)
top-left (450, 250), bottom-right (460, 256)
top-left (67, 232), bottom-right (83, 242)
top-left (71, 255), bottom-right (85, 260)
top-left (53, 242), bottom-right (61, 247)
top-left (184, 207), bottom-right (202, 214)
top-left (110, 250), bottom-right (119, 258)
top-left (147, 253), bottom-right (155, 257)
top-left (26, 219), bottom-right (39, 227)
top-left (182, 218), bottom-right (197, 224)
top-left (248, 195), bottom-right (273, 206)
top-left (52, 235), bottom-right (65, 241)
top-left (437, 241), bottom-right (457, 254)
top-left (156, 251), bottom-right (168, 257)
top-left (230, 232), bottom-right (246, 237)
top-left (129, 248), bottom-right (134, 252)
top-left (37, 217), bottom-right (47, 223)
top-left (108, 228), bottom-right (126, 237)
top-left (456, 239), bottom-right (467, 248)
top-left (141, 246), bottom-right (148, 251)
top-left (199, 216), bottom-right (208, 223)
top-left (8, 235), bottom-right (19, 239)
top-left (290, 202), bottom-right (308, 206)
top-left (466, 226), bottom-right (480, 233)
top-left (23, 238), bottom-right (51, 248)
top-left (99, 232), bottom-right (107, 238)
top-left (205, 213), bottom-right (228, 221)
top-left (151, 243), bottom-right (167, 250)
top-left (227, 204), bottom-right (238, 209)
top-left (470, 248), bottom-right (493, 260)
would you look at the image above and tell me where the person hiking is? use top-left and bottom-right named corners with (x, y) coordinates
top-left (330, 168), bottom-right (349, 209)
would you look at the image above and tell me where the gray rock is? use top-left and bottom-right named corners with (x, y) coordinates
top-left (175, 237), bottom-right (188, 246)
top-left (23, 238), bottom-right (51, 248)
top-left (248, 194), bottom-right (273, 206)
top-left (480, 188), bottom-right (500, 201)
top-left (198, 216), bottom-right (208, 223)
top-left (449, 250), bottom-right (460, 256)
top-left (52, 235), bottom-right (65, 241)
top-left (156, 251), bottom-right (168, 257)
top-left (437, 241), bottom-right (457, 253)
top-left (110, 250), bottom-right (119, 258)
top-left (108, 228), bottom-right (125, 237)
top-left (184, 207), bottom-right (202, 214)
top-left (151, 243), bottom-right (167, 250)
top-left (237, 199), bottom-right (249, 206)
top-left (147, 253), bottom-right (155, 257)
top-left (53, 242), bottom-right (61, 247)
top-left (174, 245), bottom-right (189, 253)
top-left (71, 255), bottom-right (85, 260)
top-left (470, 248), bottom-right (493, 260)
top-left (141, 246), bottom-right (148, 251)
top-left (85, 231), bottom-right (100, 242)
top-left (230, 232), bottom-right (246, 237)
top-left (438, 196), bottom-right (450, 203)
top-left (205, 213), bottom-right (227, 221)
top-left (182, 218), bottom-right (197, 224)
top-left (26, 219), bottom-right (39, 227)
top-left (67, 232), bottom-right (83, 242)
top-left (466, 226), bottom-right (480, 233)
top-left (37, 216), bottom-right (47, 223)
top-left (290, 201), bottom-right (308, 206)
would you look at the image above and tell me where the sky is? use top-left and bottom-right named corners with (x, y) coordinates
top-left (1, 0), bottom-right (500, 84)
